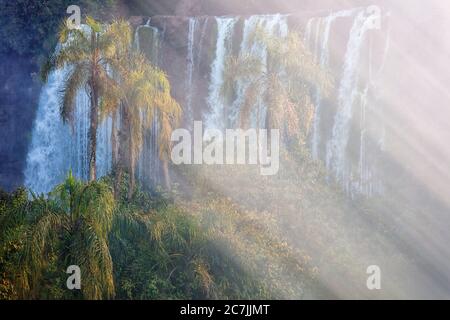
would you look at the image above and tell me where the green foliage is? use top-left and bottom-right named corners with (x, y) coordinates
top-left (110, 49), bottom-right (182, 173)
top-left (41, 17), bottom-right (135, 181)
top-left (0, 170), bottom-right (318, 299)
top-left (108, 172), bottom-right (312, 299)
top-left (0, 172), bottom-right (116, 299)
top-left (42, 18), bottom-right (131, 120)
top-left (0, 188), bottom-right (28, 299)
top-left (44, 17), bottom-right (181, 193)
top-left (222, 29), bottom-right (333, 144)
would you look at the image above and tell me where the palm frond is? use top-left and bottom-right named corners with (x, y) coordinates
top-left (97, 68), bottom-right (122, 122)
top-left (86, 16), bottom-right (102, 33)
top-left (60, 63), bottom-right (89, 124)
top-left (99, 20), bottom-right (132, 60)
top-left (239, 81), bottom-right (261, 128)
top-left (70, 222), bottom-right (114, 299)
top-left (76, 181), bottom-right (115, 238)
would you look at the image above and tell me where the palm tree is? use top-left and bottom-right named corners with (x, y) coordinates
top-left (14, 172), bottom-right (115, 299)
top-left (107, 50), bottom-right (181, 198)
top-left (42, 17), bottom-right (181, 195)
top-left (0, 188), bottom-right (28, 299)
top-left (41, 17), bottom-right (132, 181)
top-left (222, 30), bottom-right (333, 144)
top-left (126, 52), bottom-right (180, 196)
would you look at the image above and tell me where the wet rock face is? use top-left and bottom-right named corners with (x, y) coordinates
top-left (0, 54), bottom-right (40, 191)
top-left (2, 0), bottom-right (448, 197)
top-left (172, 0), bottom-right (381, 16)
top-left (174, 0), bottom-right (202, 16)
top-left (125, 0), bottom-right (395, 17)
top-left (133, 9), bottom-right (397, 197)
top-left (147, 15), bottom-right (217, 120)
top-left (0, 0), bottom-right (393, 193)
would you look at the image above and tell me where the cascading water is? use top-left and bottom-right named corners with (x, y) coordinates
top-left (185, 18), bottom-right (198, 127)
top-left (26, 19), bottom-right (164, 194)
top-left (205, 17), bottom-right (238, 132)
top-left (230, 15), bottom-right (289, 129)
top-left (97, 116), bottom-right (113, 178)
top-left (135, 20), bottom-right (162, 187)
top-left (71, 84), bottom-right (90, 180)
top-left (326, 10), bottom-right (372, 192)
top-left (25, 10), bottom-right (389, 197)
top-left (306, 10), bottom-right (355, 160)
top-left (305, 7), bottom-right (388, 197)
top-left (25, 67), bottom-right (112, 194)
top-left (24, 24), bottom-right (113, 194)
top-left (135, 19), bottom-right (151, 52)
top-left (24, 69), bottom-right (72, 194)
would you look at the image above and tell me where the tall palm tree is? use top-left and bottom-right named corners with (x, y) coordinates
top-left (222, 30), bottom-right (333, 144)
top-left (43, 17), bottom-right (181, 194)
top-left (109, 51), bottom-right (181, 198)
top-left (41, 17), bottom-right (132, 181)
top-left (14, 172), bottom-right (116, 299)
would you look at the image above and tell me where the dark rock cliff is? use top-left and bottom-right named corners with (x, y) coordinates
top-left (0, 54), bottom-right (40, 191)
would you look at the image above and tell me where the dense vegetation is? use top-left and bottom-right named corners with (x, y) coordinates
top-left (1, 145), bottom-right (417, 299)
top-left (0, 14), bottom-right (326, 299)
top-left (0, 169), bottom-right (321, 299)
top-left (42, 17), bottom-right (181, 195)
top-left (0, 10), bottom-right (419, 300)
top-left (221, 28), bottom-right (332, 142)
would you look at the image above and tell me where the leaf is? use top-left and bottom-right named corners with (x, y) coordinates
top-left (59, 27), bottom-right (68, 43)
top-left (86, 16), bottom-right (102, 33)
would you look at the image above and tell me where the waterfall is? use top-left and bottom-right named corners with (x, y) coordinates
top-left (135, 18), bottom-right (161, 65)
top-left (204, 15), bottom-right (289, 132)
top-left (25, 10), bottom-right (389, 197)
top-left (71, 84), bottom-right (89, 180)
top-left (229, 15), bottom-right (289, 129)
top-left (308, 10), bottom-right (354, 160)
top-left (135, 20), bottom-right (162, 188)
top-left (97, 115), bottom-right (113, 178)
top-left (25, 19), bottom-right (164, 194)
top-left (135, 19), bottom-right (151, 52)
top-left (197, 18), bottom-right (209, 71)
top-left (185, 18), bottom-right (197, 127)
top-left (24, 69), bottom-right (71, 194)
top-left (305, 7), bottom-right (389, 197)
top-left (24, 67), bottom-right (112, 194)
top-left (205, 17), bottom-right (238, 132)
top-left (326, 10), bottom-right (372, 193)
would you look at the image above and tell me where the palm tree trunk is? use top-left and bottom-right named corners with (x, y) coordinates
top-left (162, 158), bottom-right (170, 190)
top-left (115, 166), bottom-right (122, 198)
top-left (115, 108), bottom-right (125, 198)
top-left (111, 113), bottom-right (121, 198)
top-left (88, 32), bottom-right (98, 182)
top-left (89, 83), bottom-right (98, 181)
top-left (111, 113), bottom-right (118, 169)
top-left (121, 105), bottom-right (135, 200)
top-left (128, 143), bottom-right (135, 200)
